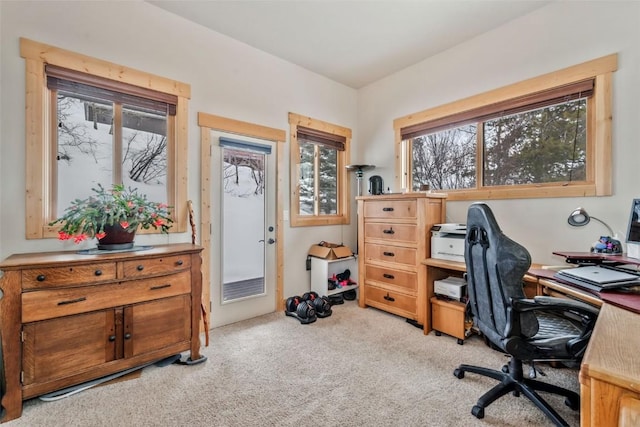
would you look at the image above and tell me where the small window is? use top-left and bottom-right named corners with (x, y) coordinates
top-left (21, 38), bottom-right (190, 238)
top-left (289, 113), bottom-right (351, 227)
top-left (394, 54), bottom-right (617, 201)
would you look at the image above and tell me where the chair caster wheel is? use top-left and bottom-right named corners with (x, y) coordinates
top-left (453, 368), bottom-right (464, 379)
top-left (565, 396), bottom-right (580, 411)
top-left (501, 364), bottom-right (509, 373)
top-left (457, 338), bottom-right (464, 345)
top-left (471, 405), bottom-right (484, 419)
top-left (512, 390), bottom-right (520, 397)
top-left (435, 331), bottom-right (441, 336)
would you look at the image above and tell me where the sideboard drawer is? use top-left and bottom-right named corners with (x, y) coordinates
top-left (22, 270), bottom-right (191, 322)
top-left (123, 254), bottom-right (191, 278)
top-left (365, 265), bottom-right (417, 293)
top-left (21, 262), bottom-right (117, 290)
top-left (363, 200), bottom-right (417, 220)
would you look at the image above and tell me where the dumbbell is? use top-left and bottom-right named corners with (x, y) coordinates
top-left (302, 292), bottom-right (332, 318)
top-left (285, 295), bottom-right (317, 324)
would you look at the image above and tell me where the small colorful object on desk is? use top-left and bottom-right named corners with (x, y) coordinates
top-left (591, 235), bottom-right (622, 254)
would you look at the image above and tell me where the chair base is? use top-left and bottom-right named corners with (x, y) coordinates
top-left (453, 357), bottom-right (579, 427)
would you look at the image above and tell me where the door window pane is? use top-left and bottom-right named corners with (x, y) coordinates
top-left (222, 147), bottom-right (266, 301)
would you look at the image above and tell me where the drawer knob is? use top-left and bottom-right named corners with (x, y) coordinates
top-left (36, 274), bottom-right (46, 282)
top-left (124, 333), bottom-right (132, 340)
top-left (383, 293), bottom-right (395, 302)
top-left (382, 207), bottom-right (394, 212)
top-left (383, 251), bottom-right (395, 257)
top-left (176, 259), bottom-right (184, 266)
top-left (108, 335), bottom-right (116, 342)
top-left (94, 269), bottom-right (102, 276)
top-left (383, 273), bottom-right (395, 280)
top-left (136, 265), bottom-right (144, 271)
top-left (383, 228), bottom-right (395, 235)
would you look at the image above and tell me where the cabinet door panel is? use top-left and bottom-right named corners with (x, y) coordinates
top-left (22, 311), bottom-right (115, 385)
top-left (125, 295), bottom-right (191, 358)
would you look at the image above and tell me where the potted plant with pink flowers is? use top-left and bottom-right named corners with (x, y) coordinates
top-left (50, 183), bottom-right (173, 250)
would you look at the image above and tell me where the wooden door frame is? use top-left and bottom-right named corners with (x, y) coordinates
top-left (198, 113), bottom-right (286, 327)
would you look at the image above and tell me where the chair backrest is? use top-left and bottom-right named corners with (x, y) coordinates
top-left (465, 202), bottom-right (536, 349)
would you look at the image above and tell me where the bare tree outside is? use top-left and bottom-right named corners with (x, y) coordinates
top-left (223, 148), bottom-right (265, 197)
top-left (410, 99), bottom-right (586, 191)
top-left (411, 124), bottom-right (476, 191)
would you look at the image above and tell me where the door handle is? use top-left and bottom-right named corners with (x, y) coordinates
top-left (259, 238), bottom-right (276, 244)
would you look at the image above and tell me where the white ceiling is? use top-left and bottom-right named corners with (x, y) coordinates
top-left (148, 1), bottom-right (551, 89)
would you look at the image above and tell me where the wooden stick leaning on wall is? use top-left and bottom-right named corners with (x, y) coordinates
top-left (188, 200), bottom-right (210, 346)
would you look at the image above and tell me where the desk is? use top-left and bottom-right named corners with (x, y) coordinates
top-left (425, 257), bottom-right (640, 427)
top-left (580, 303), bottom-right (640, 427)
top-left (423, 258), bottom-right (537, 339)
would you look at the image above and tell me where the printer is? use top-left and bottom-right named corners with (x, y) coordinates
top-left (431, 223), bottom-right (466, 262)
top-left (434, 276), bottom-right (467, 301)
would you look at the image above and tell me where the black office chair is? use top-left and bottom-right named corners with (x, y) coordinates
top-left (453, 203), bottom-right (599, 427)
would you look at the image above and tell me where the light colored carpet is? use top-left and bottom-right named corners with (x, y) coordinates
top-left (6, 301), bottom-right (580, 426)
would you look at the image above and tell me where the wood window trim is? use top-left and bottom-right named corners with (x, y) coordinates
top-left (20, 37), bottom-right (191, 239)
top-left (393, 54), bottom-right (617, 201)
top-left (288, 112), bottom-right (351, 227)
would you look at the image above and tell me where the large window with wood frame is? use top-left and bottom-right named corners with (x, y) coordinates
top-left (394, 54), bottom-right (617, 201)
top-left (289, 113), bottom-right (351, 227)
top-left (20, 38), bottom-right (190, 239)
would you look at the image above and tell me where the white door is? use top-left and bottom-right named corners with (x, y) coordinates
top-left (210, 132), bottom-right (277, 326)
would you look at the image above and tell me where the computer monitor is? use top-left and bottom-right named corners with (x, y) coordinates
top-left (626, 198), bottom-right (640, 259)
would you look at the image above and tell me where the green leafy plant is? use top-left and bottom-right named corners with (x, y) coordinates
top-left (50, 183), bottom-right (173, 243)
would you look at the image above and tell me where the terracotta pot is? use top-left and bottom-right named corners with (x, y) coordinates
top-left (97, 223), bottom-right (136, 250)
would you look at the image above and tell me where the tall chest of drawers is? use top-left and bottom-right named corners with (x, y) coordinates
top-left (356, 193), bottom-right (446, 334)
top-left (0, 243), bottom-right (204, 422)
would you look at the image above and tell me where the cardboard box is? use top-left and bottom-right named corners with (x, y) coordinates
top-left (308, 242), bottom-right (353, 260)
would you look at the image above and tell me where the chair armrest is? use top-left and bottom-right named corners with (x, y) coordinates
top-left (511, 296), bottom-right (599, 319)
top-left (504, 296), bottom-right (599, 360)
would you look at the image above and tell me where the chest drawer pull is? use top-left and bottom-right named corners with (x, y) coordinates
top-left (383, 228), bottom-right (395, 234)
top-left (136, 265), bottom-right (144, 271)
top-left (36, 275), bottom-right (46, 282)
top-left (124, 333), bottom-right (132, 340)
top-left (150, 284), bottom-right (171, 291)
top-left (57, 297), bottom-right (87, 306)
top-left (382, 207), bottom-right (394, 212)
top-left (176, 259), bottom-right (184, 266)
top-left (383, 293), bottom-right (395, 302)
top-left (383, 273), bottom-right (395, 279)
top-left (383, 251), bottom-right (395, 257)
top-left (108, 335), bottom-right (116, 342)
top-left (94, 270), bottom-right (102, 276)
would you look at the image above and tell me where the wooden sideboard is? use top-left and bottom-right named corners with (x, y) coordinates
top-left (356, 193), bottom-right (446, 333)
top-left (0, 243), bottom-right (204, 422)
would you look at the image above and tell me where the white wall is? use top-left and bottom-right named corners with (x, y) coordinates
top-left (0, 1), bottom-right (357, 301)
top-left (358, 1), bottom-right (640, 265)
